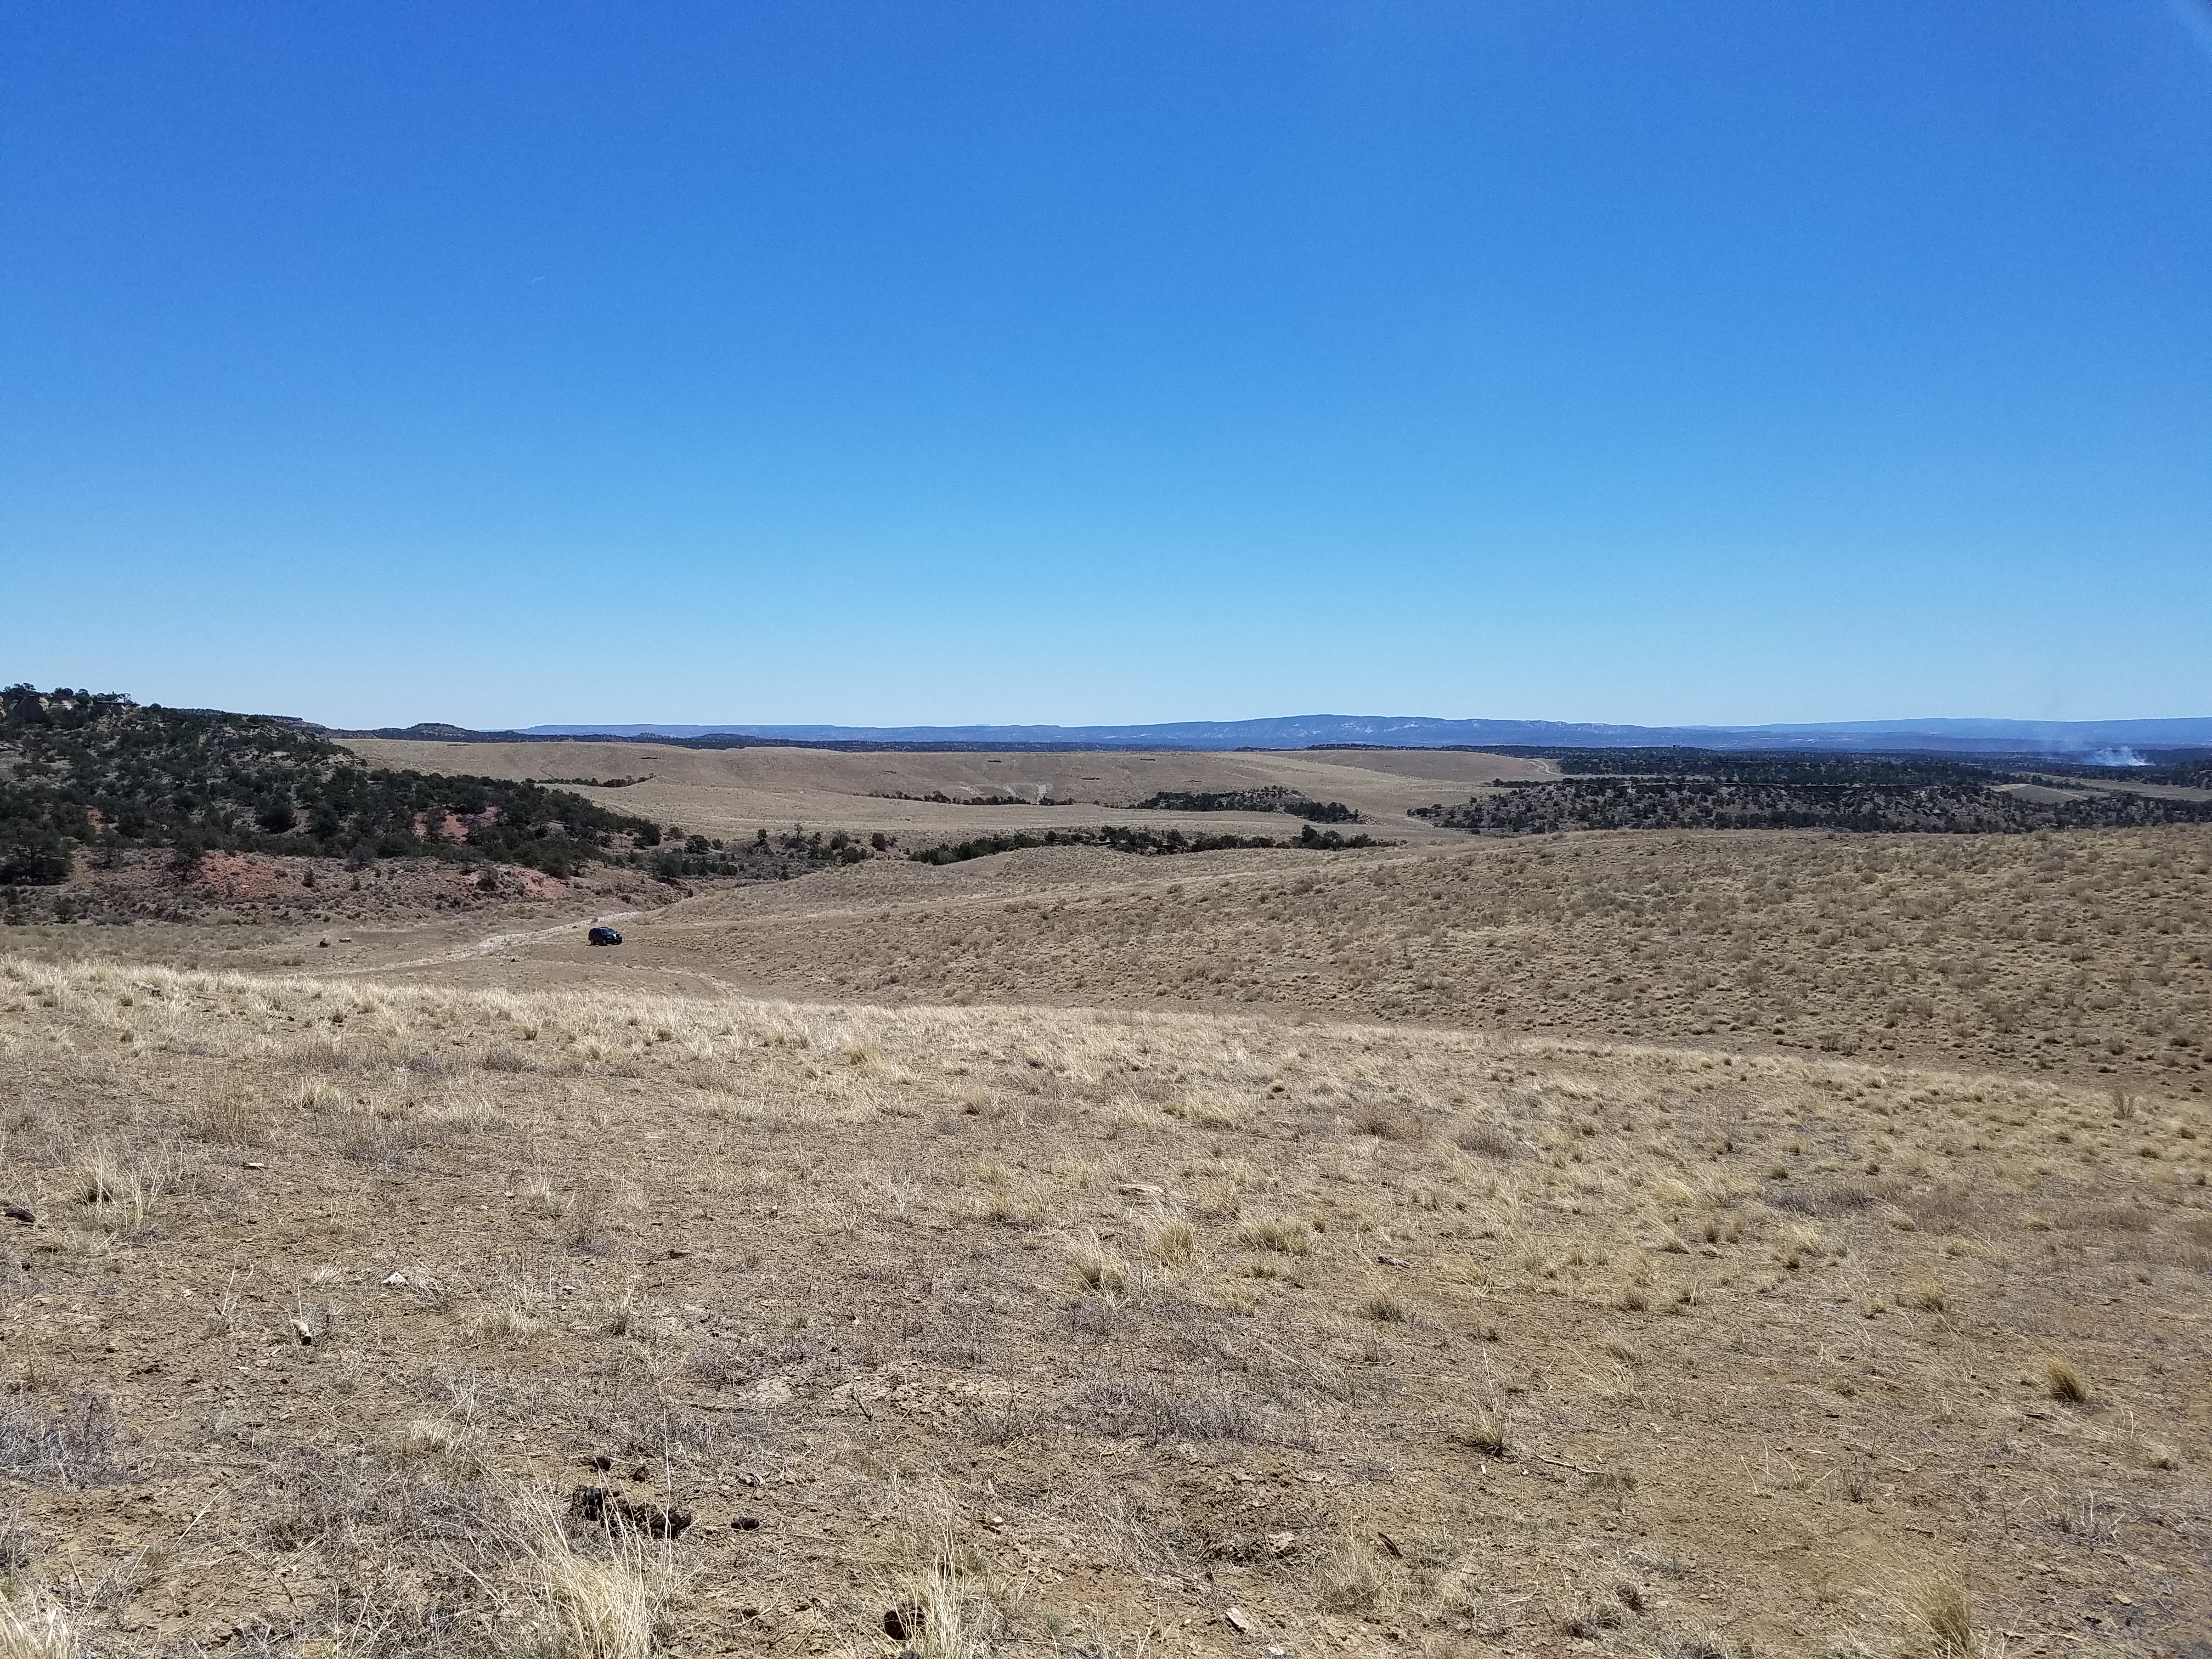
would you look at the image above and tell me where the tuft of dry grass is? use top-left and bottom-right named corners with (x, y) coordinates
top-left (1313, 1537), bottom-right (1390, 1613)
top-left (976, 1162), bottom-right (1040, 1226)
top-left (527, 1491), bottom-right (678, 1659)
top-left (470, 1302), bottom-right (544, 1344)
top-left (0, 1589), bottom-right (82, 1659)
top-left (2045, 1361), bottom-right (2089, 1404)
top-left (396, 1417), bottom-right (485, 1471)
top-left (1910, 1578), bottom-right (1976, 1658)
top-left (1236, 1216), bottom-right (1311, 1256)
top-left (1142, 1219), bottom-right (1194, 1266)
top-left (1362, 1289), bottom-right (1407, 1323)
top-left (1068, 1234), bottom-right (1130, 1297)
top-left (565, 1183), bottom-right (613, 1253)
top-left (194, 1093), bottom-right (267, 1144)
top-left (1352, 1100), bottom-right (1423, 1141)
top-left (1454, 1404), bottom-right (1509, 1457)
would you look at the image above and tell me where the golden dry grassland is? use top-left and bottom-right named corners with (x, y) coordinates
top-left (335, 740), bottom-right (1554, 848)
top-left (3, 948), bottom-right (2208, 1658)
top-left (589, 827), bottom-right (2212, 1086)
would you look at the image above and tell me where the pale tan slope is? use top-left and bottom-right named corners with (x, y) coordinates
top-left (338, 740), bottom-right (1551, 845)
top-left (360, 826), bottom-right (2212, 1095)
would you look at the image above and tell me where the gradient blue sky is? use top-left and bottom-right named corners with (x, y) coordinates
top-left (4, 2), bottom-right (2210, 730)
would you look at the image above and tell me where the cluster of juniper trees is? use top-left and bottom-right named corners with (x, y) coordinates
top-left (645, 825), bottom-right (889, 881)
top-left (909, 822), bottom-right (1380, 865)
top-left (1133, 786), bottom-right (1361, 822)
top-left (0, 685), bottom-right (663, 885)
top-left (1419, 776), bottom-right (2212, 837)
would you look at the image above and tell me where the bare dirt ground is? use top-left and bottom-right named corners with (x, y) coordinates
top-left (3, 800), bottom-right (2209, 1659)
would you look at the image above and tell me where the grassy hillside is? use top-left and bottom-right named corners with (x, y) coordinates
top-left (1, 955), bottom-right (2204, 1657)
top-left (603, 829), bottom-right (2212, 1083)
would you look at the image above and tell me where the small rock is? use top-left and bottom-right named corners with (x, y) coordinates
top-left (3, 1206), bottom-right (34, 1226)
top-left (591, 1454), bottom-right (614, 1471)
top-left (380, 1272), bottom-right (409, 1288)
top-left (291, 1318), bottom-right (315, 1346)
top-left (983, 1512), bottom-right (1006, 1530)
top-left (732, 1515), bottom-right (762, 1531)
top-left (631, 1464), bottom-right (648, 1482)
top-left (1376, 1254), bottom-right (1410, 1268)
top-left (1225, 1606), bottom-right (1252, 1634)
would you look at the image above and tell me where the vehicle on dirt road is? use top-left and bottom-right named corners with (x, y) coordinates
top-left (587, 926), bottom-right (623, 946)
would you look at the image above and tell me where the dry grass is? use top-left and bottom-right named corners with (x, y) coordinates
top-left (0, 911), bottom-right (2207, 1655)
top-left (1235, 1215), bottom-right (1312, 1256)
top-left (1065, 1234), bottom-right (1130, 1297)
top-left (0, 1590), bottom-right (82, 1659)
top-left (526, 1490), bottom-right (679, 1659)
top-left (1454, 1403), bottom-right (1510, 1457)
top-left (1910, 1578), bottom-right (1976, 1657)
top-left (1141, 1218), bottom-right (1193, 1266)
top-left (273, 822), bottom-right (2187, 1095)
top-left (2045, 1359), bottom-right (2089, 1403)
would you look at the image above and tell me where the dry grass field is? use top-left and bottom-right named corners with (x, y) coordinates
top-left (4, 785), bottom-right (2210, 1658)
top-left (336, 741), bottom-right (1557, 848)
top-left (495, 827), bottom-right (2212, 1089)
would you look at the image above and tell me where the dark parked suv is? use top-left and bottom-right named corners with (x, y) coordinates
top-left (586, 926), bottom-right (623, 946)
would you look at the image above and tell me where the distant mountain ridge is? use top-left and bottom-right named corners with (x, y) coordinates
top-left (512, 714), bottom-right (2212, 756)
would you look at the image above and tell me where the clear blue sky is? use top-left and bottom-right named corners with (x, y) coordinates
top-left (4, 2), bottom-right (2209, 730)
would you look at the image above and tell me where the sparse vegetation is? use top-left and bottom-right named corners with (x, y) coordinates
top-left (0, 739), bottom-right (2205, 1656)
